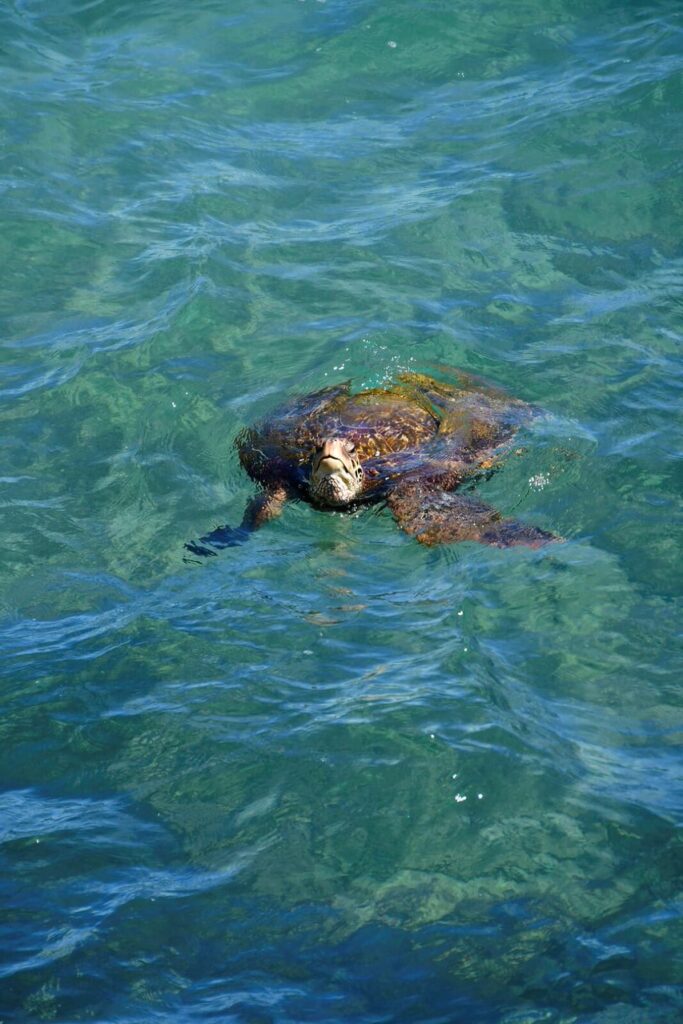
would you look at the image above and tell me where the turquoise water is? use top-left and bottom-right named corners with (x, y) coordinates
top-left (1, 0), bottom-right (682, 1020)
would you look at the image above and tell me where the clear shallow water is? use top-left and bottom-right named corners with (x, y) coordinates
top-left (1, 0), bottom-right (682, 1020)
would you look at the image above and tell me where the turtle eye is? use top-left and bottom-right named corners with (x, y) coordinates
top-left (346, 441), bottom-right (356, 453)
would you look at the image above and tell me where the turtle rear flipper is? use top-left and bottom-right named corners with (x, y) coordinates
top-left (387, 484), bottom-right (556, 548)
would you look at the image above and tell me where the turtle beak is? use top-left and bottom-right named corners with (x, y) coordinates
top-left (316, 439), bottom-right (348, 472)
top-left (310, 438), bottom-right (362, 506)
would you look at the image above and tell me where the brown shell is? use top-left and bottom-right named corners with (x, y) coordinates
top-left (236, 371), bottom-right (534, 500)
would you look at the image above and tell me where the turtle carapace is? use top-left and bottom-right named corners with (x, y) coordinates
top-left (186, 369), bottom-right (558, 555)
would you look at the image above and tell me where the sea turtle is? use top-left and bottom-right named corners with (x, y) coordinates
top-left (186, 369), bottom-right (557, 556)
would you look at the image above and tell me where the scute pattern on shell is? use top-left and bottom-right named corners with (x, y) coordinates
top-left (187, 369), bottom-right (557, 555)
top-left (236, 371), bottom-right (535, 503)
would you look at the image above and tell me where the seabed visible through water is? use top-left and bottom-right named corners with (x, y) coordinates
top-left (0, 1), bottom-right (681, 1022)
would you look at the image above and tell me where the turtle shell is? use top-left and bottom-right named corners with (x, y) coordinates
top-left (236, 373), bottom-right (532, 499)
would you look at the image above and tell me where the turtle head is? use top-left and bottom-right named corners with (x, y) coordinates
top-left (310, 438), bottom-right (363, 506)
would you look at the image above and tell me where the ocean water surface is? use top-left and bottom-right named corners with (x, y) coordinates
top-left (1, 1), bottom-right (682, 1021)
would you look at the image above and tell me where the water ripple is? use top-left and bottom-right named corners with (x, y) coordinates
top-left (1, 0), bottom-right (682, 1020)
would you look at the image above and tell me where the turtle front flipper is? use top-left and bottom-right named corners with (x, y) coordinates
top-left (387, 484), bottom-right (557, 548)
top-left (184, 485), bottom-right (289, 557)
